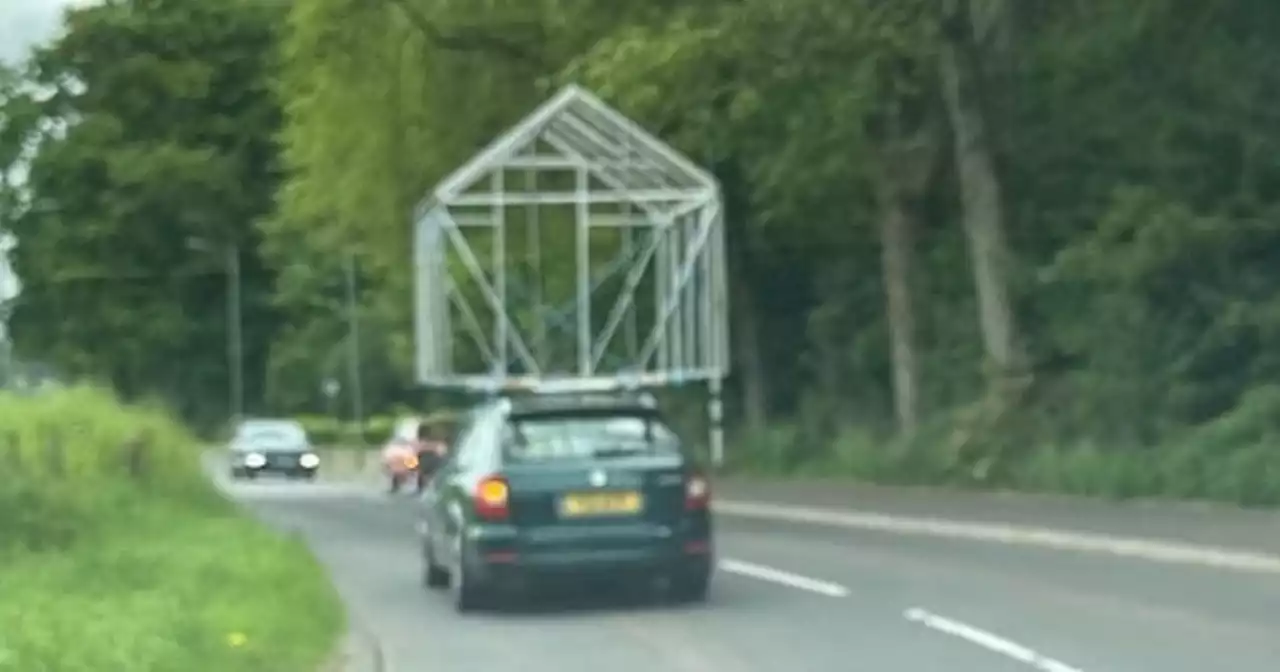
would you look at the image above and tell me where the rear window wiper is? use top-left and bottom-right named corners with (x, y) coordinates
top-left (591, 447), bottom-right (649, 458)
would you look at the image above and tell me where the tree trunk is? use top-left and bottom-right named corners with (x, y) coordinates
top-left (717, 158), bottom-right (770, 432)
top-left (873, 112), bottom-right (938, 436)
top-left (969, 0), bottom-right (1014, 54)
top-left (731, 263), bottom-right (769, 432)
top-left (939, 0), bottom-right (1025, 378)
top-left (876, 181), bottom-right (920, 435)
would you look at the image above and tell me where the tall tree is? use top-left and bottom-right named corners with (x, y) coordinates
top-left (0, 0), bottom-right (285, 424)
top-left (939, 0), bottom-right (1025, 385)
top-left (265, 0), bottom-right (1280, 496)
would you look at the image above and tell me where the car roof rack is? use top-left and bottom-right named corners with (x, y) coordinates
top-left (465, 375), bottom-right (655, 397)
top-left (457, 375), bottom-right (659, 413)
top-left (501, 392), bottom-right (658, 415)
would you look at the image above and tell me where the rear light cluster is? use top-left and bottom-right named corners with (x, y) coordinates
top-left (474, 475), bottom-right (510, 521)
top-left (472, 472), bottom-right (709, 519)
top-left (685, 472), bottom-right (711, 511)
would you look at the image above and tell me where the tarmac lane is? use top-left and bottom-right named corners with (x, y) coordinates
top-left (223, 476), bottom-right (1280, 672)
top-left (720, 516), bottom-right (1280, 672)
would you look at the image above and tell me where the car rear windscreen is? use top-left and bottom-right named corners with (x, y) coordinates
top-left (504, 411), bottom-right (680, 463)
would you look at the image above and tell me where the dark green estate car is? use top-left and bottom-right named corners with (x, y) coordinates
top-left (416, 389), bottom-right (714, 612)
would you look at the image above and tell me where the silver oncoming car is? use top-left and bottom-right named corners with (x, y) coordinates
top-left (228, 418), bottom-right (321, 480)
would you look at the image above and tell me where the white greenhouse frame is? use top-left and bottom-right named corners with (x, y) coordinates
top-left (411, 85), bottom-right (731, 464)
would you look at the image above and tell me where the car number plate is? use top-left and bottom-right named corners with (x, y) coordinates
top-left (560, 491), bottom-right (642, 517)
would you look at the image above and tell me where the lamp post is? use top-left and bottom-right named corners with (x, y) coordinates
top-left (187, 238), bottom-right (242, 422)
top-left (344, 253), bottom-right (364, 434)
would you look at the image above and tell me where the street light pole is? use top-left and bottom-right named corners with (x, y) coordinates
top-left (227, 246), bottom-right (244, 422)
top-left (188, 237), bottom-right (243, 423)
top-left (344, 253), bottom-right (364, 433)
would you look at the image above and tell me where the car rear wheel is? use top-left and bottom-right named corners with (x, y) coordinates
top-left (422, 539), bottom-right (449, 590)
top-left (451, 542), bottom-right (491, 613)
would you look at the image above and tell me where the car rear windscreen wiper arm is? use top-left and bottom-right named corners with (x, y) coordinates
top-left (591, 447), bottom-right (648, 458)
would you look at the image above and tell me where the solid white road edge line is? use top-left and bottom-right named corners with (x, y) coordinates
top-left (905, 608), bottom-right (1083, 672)
top-left (715, 500), bottom-right (1280, 574)
top-left (718, 558), bottom-right (849, 597)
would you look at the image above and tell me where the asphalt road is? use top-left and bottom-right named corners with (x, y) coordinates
top-left (221, 477), bottom-right (1280, 672)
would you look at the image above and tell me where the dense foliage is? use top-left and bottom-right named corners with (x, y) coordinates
top-left (0, 0), bottom-right (285, 428)
top-left (5, 0), bottom-right (1280, 501)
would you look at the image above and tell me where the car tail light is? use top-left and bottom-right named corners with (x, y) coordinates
top-left (474, 475), bottom-right (510, 521)
top-left (685, 472), bottom-right (710, 511)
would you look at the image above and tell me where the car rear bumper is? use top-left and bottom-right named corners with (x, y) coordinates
top-left (461, 524), bottom-right (714, 589)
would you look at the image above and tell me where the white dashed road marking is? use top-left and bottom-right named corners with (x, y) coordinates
top-left (905, 608), bottom-right (1084, 672)
top-left (718, 558), bottom-right (850, 597)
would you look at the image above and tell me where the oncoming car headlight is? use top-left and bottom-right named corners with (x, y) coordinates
top-left (299, 453), bottom-right (320, 469)
top-left (244, 452), bottom-right (266, 468)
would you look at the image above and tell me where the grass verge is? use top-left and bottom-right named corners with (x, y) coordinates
top-left (0, 386), bottom-right (344, 672)
top-left (725, 386), bottom-right (1280, 507)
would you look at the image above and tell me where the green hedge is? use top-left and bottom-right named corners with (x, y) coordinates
top-left (0, 386), bottom-right (343, 671)
top-left (726, 384), bottom-right (1280, 507)
top-left (294, 414), bottom-right (394, 447)
top-left (297, 409), bottom-right (463, 447)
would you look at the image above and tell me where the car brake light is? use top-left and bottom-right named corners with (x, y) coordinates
top-left (474, 475), bottom-right (510, 521)
top-left (685, 472), bottom-right (710, 511)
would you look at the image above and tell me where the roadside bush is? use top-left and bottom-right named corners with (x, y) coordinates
top-left (296, 413), bottom-right (396, 447)
top-left (293, 414), bottom-right (343, 445)
top-left (367, 414), bottom-right (396, 439)
top-left (297, 409), bottom-right (464, 447)
top-left (421, 408), bottom-right (463, 444)
top-left (726, 384), bottom-right (1280, 507)
top-left (1, 386), bottom-right (202, 491)
top-left (0, 386), bottom-right (343, 671)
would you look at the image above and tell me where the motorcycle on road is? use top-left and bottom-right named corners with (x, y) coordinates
top-left (380, 417), bottom-right (448, 494)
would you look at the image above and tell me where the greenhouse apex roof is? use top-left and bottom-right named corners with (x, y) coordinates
top-left (425, 85), bottom-right (718, 209)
